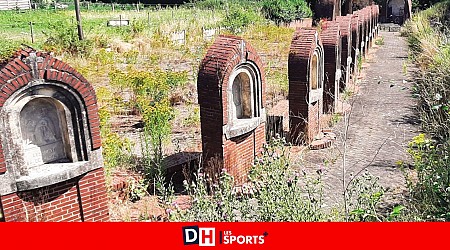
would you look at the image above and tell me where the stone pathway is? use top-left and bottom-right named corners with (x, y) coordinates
top-left (296, 31), bottom-right (420, 210)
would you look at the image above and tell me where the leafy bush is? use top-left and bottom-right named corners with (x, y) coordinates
top-left (43, 21), bottom-right (93, 56)
top-left (221, 6), bottom-right (262, 34)
top-left (261, 0), bottom-right (312, 25)
top-left (192, 0), bottom-right (225, 9)
top-left (346, 171), bottom-right (385, 222)
top-left (97, 88), bottom-right (134, 177)
top-left (0, 41), bottom-right (20, 62)
top-left (109, 68), bottom-right (188, 174)
top-left (407, 134), bottom-right (450, 221)
top-left (171, 137), bottom-right (324, 222)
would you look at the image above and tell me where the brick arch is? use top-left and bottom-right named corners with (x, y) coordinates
top-left (197, 35), bottom-right (266, 182)
top-left (289, 28), bottom-right (324, 145)
top-left (0, 49), bottom-right (101, 174)
top-left (198, 35), bottom-right (266, 126)
top-left (321, 21), bottom-right (342, 114)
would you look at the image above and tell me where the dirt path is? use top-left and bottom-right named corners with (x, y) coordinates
top-left (298, 31), bottom-right (420, 210)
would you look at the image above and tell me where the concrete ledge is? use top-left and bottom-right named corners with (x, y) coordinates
top-left (225, 117), bottom-right (263, 139)
top-left (15, 161), bottom-right (100, 191)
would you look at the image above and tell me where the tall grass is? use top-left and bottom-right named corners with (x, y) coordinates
top-left (404, 1), bottom-right (450, 221)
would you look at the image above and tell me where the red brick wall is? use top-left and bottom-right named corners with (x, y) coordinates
top-left (351, 14), bottom-right (361, 78)
top-left (223, 126), bottom-right (265, 183)
top-left (289, 28), bottom-right (324, 144)
top-left (0, 49), bottom-right (101, 175)
top-left (198, 35), bottom-right (266, 183)
top-left (321, 21), bottom-right (341, 114)
top-left (336, 15), bottom-right (352, 91)
top-left (362, 8), bottom-right (371, 55)
top-left (308, 99), bottom-right (323, 142)
top-left (355, 10), bottom-right (367, 58)
top-left (0, 168), bottom-right (108, 222)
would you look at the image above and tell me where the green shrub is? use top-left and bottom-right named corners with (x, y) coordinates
top-left (43, 21), bottom-right (93, 56)
top-left (98, 105), bottom-right (134, 176)
top-left (193, 0), bottom-right (226, 9)
top-left (130, 18), bottom-right (147, 37)
top-left (407, 134), bottom-right (450, 221)
top-left (221, 6), bottom-right (262, 34)
top-left (0, 41), bottom-right (20, 62)
top-left (109, 68), bottom-right (188, 176)
top-left (346, 171), bottom-right (385, 222)
top-left (261, 0), bottom-right (312, 25)
top-left (171, 137), bottom-right (324, 222)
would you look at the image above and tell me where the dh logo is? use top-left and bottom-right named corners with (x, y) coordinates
top-left (182, 226), bottom-right (216, 246)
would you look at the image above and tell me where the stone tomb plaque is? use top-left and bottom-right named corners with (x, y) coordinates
top-left (20, 98), bottom-right (67, 168)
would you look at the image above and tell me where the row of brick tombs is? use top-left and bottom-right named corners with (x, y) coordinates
top-left (197, 5), bottom-right (380, 183)
top-left (0, 5), bottom-right (379, 221)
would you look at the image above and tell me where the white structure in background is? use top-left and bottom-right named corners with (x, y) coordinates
top-left (0, 0), bottom-right (31, 10)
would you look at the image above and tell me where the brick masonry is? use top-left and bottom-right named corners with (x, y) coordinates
top-left (321, 21), bottom-right (341, 114)
top-left (0, 168), bottom-right (108, 222)
top-left (289, 28), bottom-right (324, 144)
top-left (335, 15), bottom-right (352, 91)
top-left (0, 48), bottom-right (108, 222)
top-left (351, 13), bottom-right (362, 78)
top-left (198, 35), bottom-right (266, 183)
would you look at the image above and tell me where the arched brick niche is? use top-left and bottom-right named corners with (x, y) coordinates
top-left (0, 49), bottom-right (108, 221)
top-left (197, 35), bottom-right (266, 183)
top-left (336, 15), bottom-right (352, 91)
top-left (314, 0), bottom-right (339, 21)
top-left (321, 21), bottom-right (342, 114)
top-left (288, 28), bottom-right (324, 145)
top-left (350, 14), bottom-right (361, 80)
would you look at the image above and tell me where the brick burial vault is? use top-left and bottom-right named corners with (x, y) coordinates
top-left (0, 49), bottom-right (108, 222)
top-left (335, 15), bottom-right (352, 90)
top-left (198, 35), bottom-right (266, 183)
top-left (289, 28), bottom-right (325, 145)
top-left (321, 21), bottom-right (342, 114)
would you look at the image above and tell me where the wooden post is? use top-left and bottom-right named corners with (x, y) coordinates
top-left (147, 11), bottom-right (150, 25)
top-left (119, 14), bottom-right (122, 27)
top-left (74, 0), bottom-right (84, 40)
top-left (29, 22), bottom-right (34, 43)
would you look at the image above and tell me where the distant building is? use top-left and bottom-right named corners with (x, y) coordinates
top-left (352, 0), bottom-right (412, 24)
top-left (0, 0), bottom-right (31, 10)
